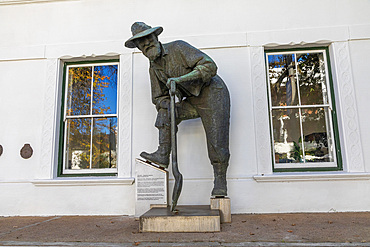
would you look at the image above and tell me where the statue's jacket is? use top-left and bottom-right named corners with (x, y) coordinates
top-left (149, 40), bottom-right (230, 165)
top-left (149, 40), bottom-right (228, 109)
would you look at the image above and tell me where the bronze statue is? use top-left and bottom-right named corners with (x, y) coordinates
top-left (125, 22), bottom-right (230, 197)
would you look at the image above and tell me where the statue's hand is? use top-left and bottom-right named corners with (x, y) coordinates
top-left (167, 78), bottom-right (183, 101)
top-left (166, 77), bottom-right (180, 90)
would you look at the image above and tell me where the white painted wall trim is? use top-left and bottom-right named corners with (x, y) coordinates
top-left (329, 42), bottom-right (365, 172)
top-left (253, 172), bottom-right (370, 182)
top-left (117, 53), bottom-right (133, 178)
top-left (349, 24), bottom-right (370, 40)
top-left (248, 26), bottom-right (350, 47)
top-left (32, 178), bottom-right (135, 186)
top-left (38, 58), bottom-right (60, 179)
top-left (1, 24), bottom-right (369, 61)
top-left (45, 41), bottom-right (128, 59)
top-left (250, 46), bottom-right (273, 175)
top-left (0, 45), bottom-right (45, 61)
top-left (246, 24), bottom-right (369, 47)
top-left (161, 33), bottom-right (247, 50)
top-left (0, 0), bottom-right (74, 5)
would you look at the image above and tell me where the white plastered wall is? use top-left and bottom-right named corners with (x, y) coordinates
top-left (0, 0), bottom-right (370, 215)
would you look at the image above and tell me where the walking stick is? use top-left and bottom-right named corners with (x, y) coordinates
top-left (170, 80), bottom-right (183, 212)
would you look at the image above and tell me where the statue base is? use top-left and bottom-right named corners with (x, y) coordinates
top-left (210, 197), bottom-right (231, 223)
top-left (139, 205), bottom-right (220, 232)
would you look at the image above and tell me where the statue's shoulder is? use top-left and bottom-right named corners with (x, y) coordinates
top-left (164, 40), bottom-right (193, 50)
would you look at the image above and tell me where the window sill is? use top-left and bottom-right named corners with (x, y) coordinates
top-left (32, 178), bottom-right (135, 187)
top-left (253, 172), bottom-right (370, 183)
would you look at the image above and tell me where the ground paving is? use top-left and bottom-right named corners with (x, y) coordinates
top-left (0, 213), bottom-right (369, 246)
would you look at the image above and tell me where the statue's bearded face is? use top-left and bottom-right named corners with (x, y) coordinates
top-left (134, 34), bottom-right (161, 61)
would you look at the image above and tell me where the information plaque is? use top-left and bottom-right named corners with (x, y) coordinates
top-left (135, 158), bottom-right (168, 216)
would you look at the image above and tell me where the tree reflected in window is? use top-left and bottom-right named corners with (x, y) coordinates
top-left (66, 67), bottom-right (91, 116)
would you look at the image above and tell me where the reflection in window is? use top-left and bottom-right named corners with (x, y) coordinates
top-left (62, 62), bottom-right (119, 174)
top-left (66, 67), bottom-right (91, 116)
top-left (92, 118), bottom-right (117, 169)
top-left (268, 54), bottom-right (298, 107)
top-left (272, 108), bottom-right (302, 163)
top-left (266, 50), bottom-right (339, 170)
top-left (93, 66), bottom-right (118, 115)
top-left (65, 118), bottom-right (91, 169)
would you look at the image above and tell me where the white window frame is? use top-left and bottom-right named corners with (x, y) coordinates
top-left (265, 49), bottom-right (339, 170)
top-left (61, 61), bottom-right (120, 176)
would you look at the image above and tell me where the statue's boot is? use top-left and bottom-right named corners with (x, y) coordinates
top-left (140, 144), bottom-right (170, 168)
top-left (140, 128), bottom-right (171, 168)
top-left (211, 163), bottom-right (228, 197)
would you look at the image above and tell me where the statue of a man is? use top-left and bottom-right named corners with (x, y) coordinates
top-left (125, 22), bottom-right (230, 197)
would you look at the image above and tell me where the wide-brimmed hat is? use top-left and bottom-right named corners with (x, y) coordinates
top-left (125, 22), bottom-right (163, 48)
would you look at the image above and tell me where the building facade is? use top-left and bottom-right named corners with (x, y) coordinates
top-left (1, 0), bottom-right (370, 216)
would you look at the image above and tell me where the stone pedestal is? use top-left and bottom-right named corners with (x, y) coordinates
top-left (139, 205), bottom-right (220, 232)
top-left (135, 158), bottom-right (168, 217)
top-left (210, 197), bottom-right (231, 223)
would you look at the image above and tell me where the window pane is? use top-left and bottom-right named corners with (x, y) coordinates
top-left (297, 52), bottom-right (329, 105)
top-left (65, 118), bottom-right (91, 170)
top-left (268, 54), bottom-right (298, 107)
top-left (272, 109), bottom-right (303, 163)
top-left (93, 65), bottom-right (118, 115)
top-left (66, 67), bottom-right (92, 116)
top-left (301, 107), bottom-right (334, 162)
top-left (91, 117), bottom-right (117, 169)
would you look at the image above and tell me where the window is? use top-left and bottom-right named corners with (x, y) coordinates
top-left (58, 60), bottom-right (119, 176)
top-left (265, 48), bottom-right (342, 171)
